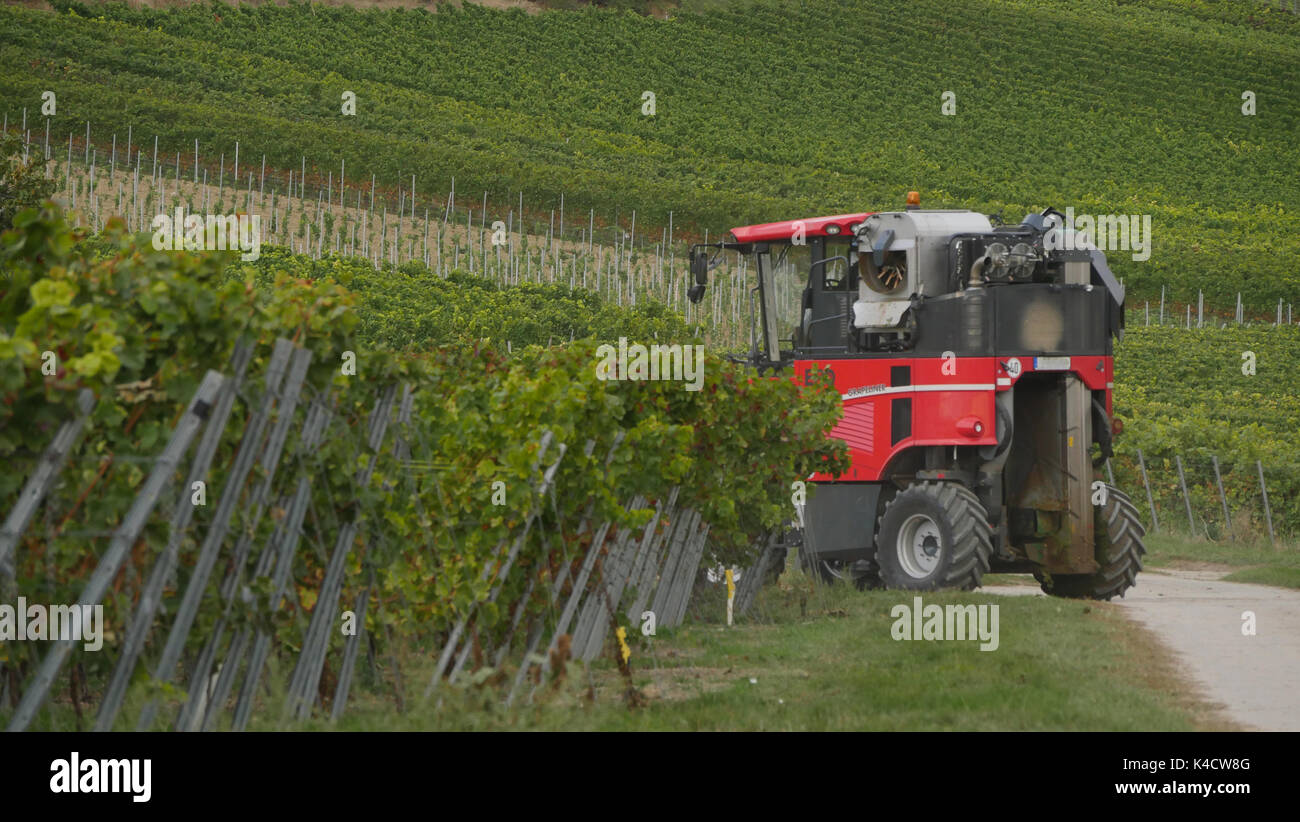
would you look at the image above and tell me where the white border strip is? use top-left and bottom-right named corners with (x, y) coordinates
top-left (841, 383), bottom-right (995, 400)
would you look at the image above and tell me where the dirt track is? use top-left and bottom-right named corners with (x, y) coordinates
top-left (986, 568), bottom-right (1300, 731)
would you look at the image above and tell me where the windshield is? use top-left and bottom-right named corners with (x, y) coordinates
top-left (755, 240), bottom-right (855, 362)
top-left (768, 243), bottom-right (811, 354)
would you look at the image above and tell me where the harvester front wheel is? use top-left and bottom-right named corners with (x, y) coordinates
top-left (1036, 485), bottom-right (1146, 600)
top-left (875, 482), bottom-right (992, 591)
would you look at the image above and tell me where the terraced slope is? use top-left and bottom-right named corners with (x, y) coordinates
top-left (1, 0), bottom-right (1297, 308)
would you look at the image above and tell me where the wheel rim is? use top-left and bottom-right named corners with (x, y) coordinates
top-left (896, 513), bottom-right (942, 579)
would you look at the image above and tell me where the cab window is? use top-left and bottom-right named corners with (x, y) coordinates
top-left (822, 240), bottom-right (854, 291)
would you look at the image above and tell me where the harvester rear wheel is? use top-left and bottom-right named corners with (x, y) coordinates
top-left (875, 482), bottom-right (992, 591)
top-left (1036, 485), bottom-right (1146, 600)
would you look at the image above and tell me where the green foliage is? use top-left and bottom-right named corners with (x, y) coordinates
top-left (0, 132), bottom-right (55, 232)
top-left (1, 202), bottom-right (847, 682)
top-left (230, 246), bottom-right (698, 350)
top-left (375, 339), bottom-right (847, 629)
top-left (0, 202), bottom-right (365, 679)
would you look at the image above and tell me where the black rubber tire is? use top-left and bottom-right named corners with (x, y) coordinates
top-left (851, 559), bottom-right (884, 592)
top-left (798, 550), bottom-right (882, 590)
top-left (802, 552), bottom-right (840, 584)
top-left (798, 548), bottom-right (842, 584)
top-left (874, 481), bottom-right (992, 591)
top-left (1036, 484), bottom-right (1146, 600)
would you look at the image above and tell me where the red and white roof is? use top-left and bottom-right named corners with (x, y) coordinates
top-left (729, 212), bottom-right (874, 244)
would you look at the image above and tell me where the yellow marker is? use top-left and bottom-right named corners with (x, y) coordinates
top-left (726, 569), bottom-right (735, 626)
top-left (1068, 436), bottom-right (1074, 447)
top-left (616, 626), bottom-right (631, 664)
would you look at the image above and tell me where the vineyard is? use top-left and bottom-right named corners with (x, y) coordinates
top-left (0, 201), bottom-right (847, 728)
top-left (1111, 323), bottom-right (1300, 537)
top-left (19, 142), bottom-right (760, 345)
top-left (1, 0), bottom-right (1298, 312)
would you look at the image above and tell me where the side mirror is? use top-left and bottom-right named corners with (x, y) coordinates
top-left (687, 284), bottom-right (706, 304)
top-left (690, 249), bottom-right (709, 285)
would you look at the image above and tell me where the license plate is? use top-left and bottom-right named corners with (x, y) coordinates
top-left (1034, 356), bottom-right (1071, 370)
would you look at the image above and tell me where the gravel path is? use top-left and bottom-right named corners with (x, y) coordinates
top-left (985, 568), bottom-right (1300, 731)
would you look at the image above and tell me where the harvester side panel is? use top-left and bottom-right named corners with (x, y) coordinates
top-left (796, 355), bottom-right (1112, 483)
